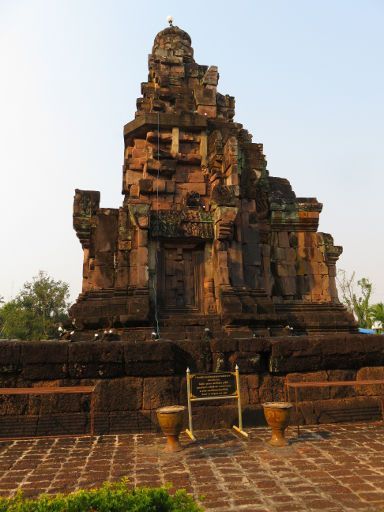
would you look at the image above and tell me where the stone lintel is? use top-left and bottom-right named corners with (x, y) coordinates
top-left (124, 113), bottom-right (208, 143)
top-left (270, 199), bottom-right (323, 213)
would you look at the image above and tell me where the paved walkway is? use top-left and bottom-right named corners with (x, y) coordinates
top-left (1, 422), bottom-right (384, 511)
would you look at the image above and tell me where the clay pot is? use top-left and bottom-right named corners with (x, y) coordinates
top-left (156, 405), bottom-right (186, 452)
top-left (263, 402), bottom-right (293, 447)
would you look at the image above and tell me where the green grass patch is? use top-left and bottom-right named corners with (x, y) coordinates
top-left (0, 479), bottom-right (203, 512)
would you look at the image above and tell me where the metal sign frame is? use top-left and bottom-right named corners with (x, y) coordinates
top-left (185, 365), bottom-right (248, 440)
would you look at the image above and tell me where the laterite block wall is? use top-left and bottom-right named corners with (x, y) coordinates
top-left (0, 334), bottom-right (384, 436)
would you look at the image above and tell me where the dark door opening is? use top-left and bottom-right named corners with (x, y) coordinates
top-left (158, 243), bottom-right (204, 312)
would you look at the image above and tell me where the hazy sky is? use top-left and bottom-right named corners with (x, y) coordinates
top-left (1, 0), bottom-right (383, 304)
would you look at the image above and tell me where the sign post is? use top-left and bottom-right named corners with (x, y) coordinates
top-left (186, 367), bottom-right (195, 440)
top-left (185, 365), bottom-right (248, 440)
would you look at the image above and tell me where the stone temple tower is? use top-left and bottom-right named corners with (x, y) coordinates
top-left (70, 24), bottom-right (356, 339)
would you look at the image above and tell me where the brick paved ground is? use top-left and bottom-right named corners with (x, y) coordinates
top-left (1, 422), bottom-right (384, 511)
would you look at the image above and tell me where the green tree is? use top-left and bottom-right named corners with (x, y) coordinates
top-left (337, 270), bottom-right (373, 328)
top-left (370, 302), bottom-right (384, 327)
top-left (0, 271), bottom-right (70, 340)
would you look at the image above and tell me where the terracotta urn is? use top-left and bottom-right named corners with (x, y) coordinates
top-left (263, 402), bottom-right (293, 447)
top-left (156, 405), bottom-right (186, 452)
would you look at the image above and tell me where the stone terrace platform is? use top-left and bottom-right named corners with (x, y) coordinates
top-left (1, 423), bottom-right (384, 511)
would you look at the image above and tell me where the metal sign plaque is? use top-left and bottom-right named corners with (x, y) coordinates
top-left (190, 372), bottom-right (237, 399)
top-left (185, 366), bottom-right (248, 441)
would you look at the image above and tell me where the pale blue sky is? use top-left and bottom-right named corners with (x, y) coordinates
top-left (0, 0), bottom-right (383, 303)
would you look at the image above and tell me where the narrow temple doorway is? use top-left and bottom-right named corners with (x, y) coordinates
top-left (158, 242), bottom-right (204, 313)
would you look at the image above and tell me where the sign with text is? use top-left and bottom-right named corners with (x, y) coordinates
top-left (185, 367), bottom-right (248, 441)
top-left (190, 372), bottom-right (237, 399)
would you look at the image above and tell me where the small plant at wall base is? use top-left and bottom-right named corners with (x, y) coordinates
top-left (0, 271), bottom-right (70, 340)
top-left (0, 480), bottom-right (203, 512)
top-left (370, 302), bottom-right (384, 331)
top-left (337, 269), bottom-right (383, 330)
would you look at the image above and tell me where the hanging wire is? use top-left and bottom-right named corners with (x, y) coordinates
top-left (151, 82), bottom-right (161, 339)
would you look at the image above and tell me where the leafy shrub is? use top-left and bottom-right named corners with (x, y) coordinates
top-left (0, 479), bottom-right (203, 512)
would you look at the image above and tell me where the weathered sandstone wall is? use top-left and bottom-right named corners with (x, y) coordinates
top-left (1, 335), bottom-right (383, 436)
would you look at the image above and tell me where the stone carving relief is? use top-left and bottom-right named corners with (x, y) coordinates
top-left (150, 208), bottom-right (213, 239)
top-left (211, 184), bottom-right (238, 206)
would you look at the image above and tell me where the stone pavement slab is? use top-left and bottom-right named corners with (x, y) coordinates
top-left (1, 422), bottom-right (384, 511)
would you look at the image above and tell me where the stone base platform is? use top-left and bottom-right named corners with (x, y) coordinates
top-left (1, 334), bottom-right (384, 436)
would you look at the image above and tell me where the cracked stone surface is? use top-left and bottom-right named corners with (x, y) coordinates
top-left (1, 422), bottom-right (384, 511)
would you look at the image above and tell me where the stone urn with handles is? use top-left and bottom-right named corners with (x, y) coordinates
top-left (156, 405), bottom-right (186, 452)
top-left (262, 402), bottom-right (293, 447)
